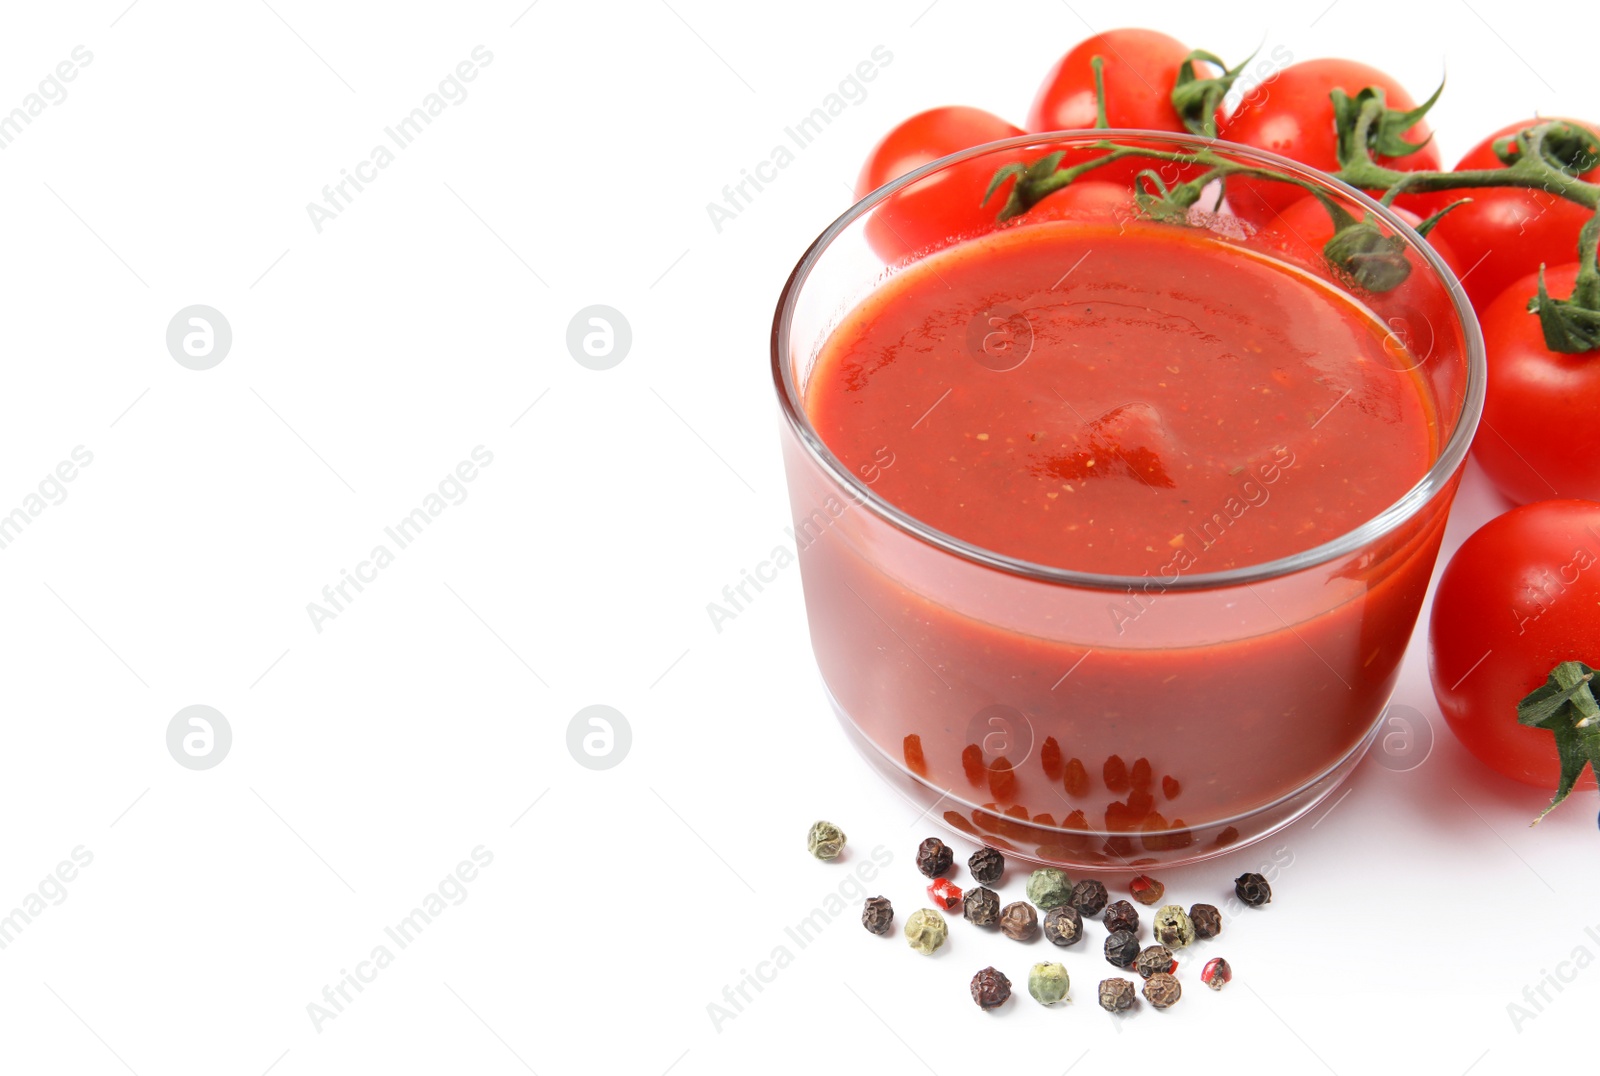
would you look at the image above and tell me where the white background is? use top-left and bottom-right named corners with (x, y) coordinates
top-left (0, 1), bottom-right (1594, 1073)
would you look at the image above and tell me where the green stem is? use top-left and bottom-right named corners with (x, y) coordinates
top-left (1091, 56), bottom-right (1109, 129)
top-left (1572, 214), bottom-right (1600, 306)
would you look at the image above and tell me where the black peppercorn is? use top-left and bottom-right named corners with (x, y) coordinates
top-left (1069, 878), bottom-right (1108, 916)
top-left (1143, 971), bottom-right (1181, 1008)
top-left (1098, 977), bottom-right (1137, 1012)
top-left (970, 966), bottom-right (1012, 1010)
top-left (861, 896), bottom-right (894, 935)
top-left (1043, 905), bottom-right (1084, 947)
top-left (968, 847), bottom-right (1004, 885)
top-left (1103, 899), bottom-right (1139, 935)
top-left (916, 837), bottom-right (953, 878)
top-left (964, 886), bottom-right (1000, 927)
top-left (1135, 944), bottom-right (1176, 979)
top-left (1104, 929), bottom-right (1140, 968)
top-left (1000, 901), bottom-right (1039, 941)
top-left (1190, 903), bottom-right (1222, 939)
top-left (1235, 872), bottom-right (1272, 906)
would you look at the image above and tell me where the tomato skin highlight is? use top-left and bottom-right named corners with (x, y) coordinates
top-left (1473, 263), bottom-right (1600, 505)
top-left (1218, 58), bottom-right (1441, 226)
top-left (1429, 500), bottom-right (1600, 790)
top-left (855, 106), bottom-right (1024, 262)
top-left (1424, 118), bottom-right (1600, 313)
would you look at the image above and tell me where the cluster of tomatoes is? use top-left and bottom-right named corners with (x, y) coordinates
top-left (854, 29), bottom-right (1600, 809)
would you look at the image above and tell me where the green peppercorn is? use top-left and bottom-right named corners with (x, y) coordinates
top-left (904, 908), bottom-right (948, 955)
top-left (1000, 901), bottom-right (1039, 941)
top-left (1029, 962), bottom-right (1070, 1006)
top-left (1153, 905), bottom-right (1196, 949)
top-left (807, 820), bottom-right (846, 860)
top-left (1235, 872), bottom-right (1272, 906)
top-left (1026, 868), bottom-right (1073, 909)
top-left (1103, 899), bottom-right (1139, 935)
top-left (1098, 977), bottom-right (1137, 1012)
top-left (1069, 878), bottom-right (1108, 916)
top-left (1190, 903), bottom-right (1222, 939)
top-left (861, 896), bottom-right (894, 935)
top-left (1043, 905), bottom-right (1084, 947)
top-left (916, 837), bottom-right (953, 878)
top-left (1104, 929), bottom-right (1139, 968)
top-left (1135, 944), bottom-right (1176, 979)
top-left (968, 847), bottom-right (1005, 885)
top-left (970, 966), bottom-right (1012, 1010)
top-left (1143, 971), bottom-right (1181, 1008)
top-left (964, 886), bottom-right (1000, 927)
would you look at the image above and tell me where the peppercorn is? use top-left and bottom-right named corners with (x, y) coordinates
top-left (1152, 905), bottom-right (1196, 949)
top-left (1068, 878), bottom-right (1108, 916)
top-left (1190, 903), bottom-right (1222, 939)
top-left (963, 886), bottom-right (1000, 927)
top-left (861, 896), bottom-right (894, 935)
top-left (1202, 957), bottom-right (1232, 991)
top-left (1026, 868), bottom-right (1073, 909)
top-left (1043, 905), bottom-right (1084, 947)
top-left (904, 908), bottom-right (948, 955)
top-left (916, 837), bottom-right (953, 878)
top-left (968, 847), bottom-right (1005, 885)
top-left (1135, 944), bottom-right (1176, 979)
top-left (927, 877), bottom-right (963, 911)
top-left (1104, 929), bottom-right (1139, 968)
top-left (1235, 872), bottom-right (1272, 906)
top-left (1103, 900), bottom-right (1139, 935)
top-left (807, 820), bottom-right (846, 860)
top-left (1128, 874), bottom-right (1165, 905)
top-left (970, 966), bottom-right (1012, 1010)
top-left (1143, 971), bottom-right (1181, 1008)
top-left (1029, 962), bottom-right (1070, 1005)
top-left (1098, 977), bottom-right (1137, 1012)
top-left (1000, 901), bottom-right (1039, 941)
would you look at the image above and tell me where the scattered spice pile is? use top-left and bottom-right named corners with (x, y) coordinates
top-left (809, 820), bottom-right (1272, 1014)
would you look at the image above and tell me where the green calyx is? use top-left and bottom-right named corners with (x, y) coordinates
top-left (1526, 216), bottom-right (1600, 354)
top-left (1518, 661), bottom-right (1600, 823)
top-left (1171, 49), bottom-right (1254, 139)
top-left (1322, 219), bottom-right (1412, 292)
top-left (1494, 120), bottom-right (1600, 176)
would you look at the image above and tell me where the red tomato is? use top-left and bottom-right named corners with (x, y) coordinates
top-left (1265, 196), bottom-right (1466, 280)
top-left (856, 106), bottom-right (1024, 262)
top-left (1014, 179), bottom-right (1137, 225)
top-left (1429, 500), bottom-right (1600, 789)
top-left (1219, 58), bottom-right (1442, 226)
top-left (1473, 263), bottom-right (1600, 504)
top-left (1424, 118), bottom-right (1600, 312)
top-left (1026, 29), bottom-right (1205, 188)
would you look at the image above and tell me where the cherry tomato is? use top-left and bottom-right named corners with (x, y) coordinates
top-left (1430, 499), bottom-right (1600, 789)
top-left (1014, 179), bottom-right (1137, 225)
top-left (1219, 58), bottom-right (1442, 226)
top-left (1264, 196), bottom-right (1466, 280)
top-left (1424, 118), bottom-right (1600, 312)
top-left (1026, 29), bottom-right (1207, 188)
top-left (1472, 263), bottom-right (1600, 504)
top-left (856, 106), bottom-right (1024, 262)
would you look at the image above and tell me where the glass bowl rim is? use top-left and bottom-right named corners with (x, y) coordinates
top-left (770, 128), bottom-right (1486, 592)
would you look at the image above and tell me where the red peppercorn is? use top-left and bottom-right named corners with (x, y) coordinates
top-left (1129, 874), bottom-right (1165, 905)
top-left (928, 878), bottom-right (963, 911)
top-left (1202, 957), bottom-right (1233, 991)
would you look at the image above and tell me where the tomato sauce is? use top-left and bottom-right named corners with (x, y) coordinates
top-left (807, 222), bottom-right (1435, 575)
top-left (789, 218), bottom-right (1452, 864)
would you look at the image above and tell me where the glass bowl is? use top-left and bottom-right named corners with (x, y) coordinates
top-left (771, 130), bottom-right (1484, 870)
